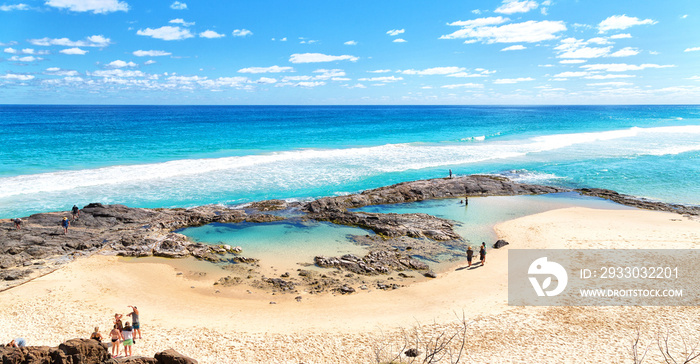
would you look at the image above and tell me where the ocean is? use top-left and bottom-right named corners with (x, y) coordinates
top-left (1, 105), bottom-right (699, 219)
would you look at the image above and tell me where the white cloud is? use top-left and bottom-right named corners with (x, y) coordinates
top-left (553, 71), bottom-right (589, 77)
top-left (0, 3), bottom-right (29, 11)
top-left (441, 83), bottom-right (484, 89)
top-left (200, 30), bottom-right (225, 39)
top-left (495, 0), bottom-right (538, 14)
top-left (609, 33), bottom-right (632, 39)
top-left (30, 35), bottom-right (110, 47)
top-left (9, 55), bottom-right (40, 62)
top-left (256, 77), bottom-right (277, 84)
top-left (170, 1), bottom-right (186, 10)
top-left (133, 50), bottom-right (171, 57)
top-left (560, 59), bottom-right (587, 64)
top-left (586, 81), bottom-right (633, 87)
top-left (344, 40), bottom-right (357, 45)
top-left (393, 38), bottom-right (407, 43)
top-left (681, 14), bottom-right (688, 19)
top-left (584, 74), bottom-right (635, 79)
top-left (144, 60), bottom-right (156, 65)
top-left (447, 69), bottom-right (495, 77)
top-left (137, 26), bottom-right (194, 41)
top-left (45, 0), bottom-right (128, 13)
top-left (587, 37), bottom-right (611, 45)
top-left (238, 66), bottom-right (294, 74)
top-left (357, 76), bottom-right (403, 82)
top-left (232, 29), bottom-right (253, 37)
top-left (598, 15), bottom-right (657, 33)
top-left (289, 53), bottom-right (358, 63)
top-left (169, 18), bottom-right (194, 27)
top-left (107, 60), bottom-right (137, 68)
top-left (580, 63), bottom-right (675, 72)
top-left (441, 19), bottom-right (566, 43)
top-left (610, 47), bottom-right (640, 57)
top-left (0, 73), bottom-right (34, 81)
top-left (684, 47), bottom-right (700, 52)
top-left (346, 83), bottom-right (367, 89)
top-left (313, 69), bottom-right (346, 80)
top-left (559, 46), bottom-right (611, 59)
top-left (3, 47), bottom-right (17, 54)
top-left (494, 77), bottom-right (534, 84)
top-left (387, 29), bottom-right (405, 36)
top-left (368, 69), bottom-right (391, 73)
top-left (45, 67), bottom-right (78, 76)
top-left (472, 9), bottom-right (482, 14)
top-left (401, 67), bottom-right (465, 75)
top-left (59, 47), bottom-right (88, 55)
top-left (91, 69), bottom-right (146, 78)
top-left (501, 45), bottom-right (526, 51)
top-left (446, 16), bottom-right (509, 28)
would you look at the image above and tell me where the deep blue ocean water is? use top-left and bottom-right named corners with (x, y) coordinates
top-left (1, 105), bottom-right (699, 219)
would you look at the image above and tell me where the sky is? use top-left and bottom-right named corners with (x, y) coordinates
top-left (0, 0), bottom-right (699, 105)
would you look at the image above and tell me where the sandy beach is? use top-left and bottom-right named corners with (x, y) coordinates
top-left (1, 206), bottom-right (699, 363)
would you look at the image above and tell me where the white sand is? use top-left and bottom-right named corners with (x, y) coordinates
top-left (1, 207), bottom-right (698, 363)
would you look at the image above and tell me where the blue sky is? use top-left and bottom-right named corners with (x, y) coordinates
top-left (1, 0), bottom-right (698, 104)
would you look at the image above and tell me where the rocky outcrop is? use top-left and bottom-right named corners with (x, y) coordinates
top-left (577, 188), bottom-right (700, 216)
top-left (493, 240), bottom-right (509, 249)
top-left (315, 250), bottom-right (429, 275)
top-left (0, 339), bottom-right (196, 364)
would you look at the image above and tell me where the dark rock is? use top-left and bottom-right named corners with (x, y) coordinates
top-left (423, 271), bottom-right (437, 278)
top-left (214, 276), bottom-right (242, 287)
top-left (264, 278), bottom-right (296, 292)
top-left (337, 285), bottom-right (356, 294)
top-left (154, 349), bottom-right (198, 364)
top-left (493, 239), bottom-right (509, 249)
top-left (57, 338), bottom-right (111, 364)
top-left (405, 348), bottom-right (421, 358)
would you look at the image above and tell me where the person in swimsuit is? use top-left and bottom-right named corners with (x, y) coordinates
top-left (127, 306), bottom-right (142, 339)
top-left (90, 327), bottom-right (103, 342)
top-left (109, 324), bottom-right (122, 357)
top-left (61, 217), bottom-right (70, 234)
top-left (121, 322), bottom-right (134, 357)
top-left (466, 246), bottom-right (474, 267)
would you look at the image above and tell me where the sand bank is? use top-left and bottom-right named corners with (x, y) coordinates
top-left (0, 207), bottom-right (698, 363)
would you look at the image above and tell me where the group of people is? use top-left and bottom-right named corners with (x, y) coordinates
top-left (11, 205), bottom-right (81, 234)
top-left (89, 305), bottom-right (142, 358)
top-left (465, 242), bottom-right (487, 267)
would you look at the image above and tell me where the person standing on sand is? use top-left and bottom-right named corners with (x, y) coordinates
top-left (466, 246), bottom-right (474, 267)
top-left (71, 205), bottom-right (80, 220)
top-left (109, 324), bottom-right (122, 357)
top-left (114, 313), bottom-right (124, 332)
top-left (122, 322), bottom-right (134, 357)
top-left (479, 242), bottom-right (486, 265)
top-left (61, 217), bottom-right (70, 234)
top-left (127, 305), bottom-right (142, 339)
top-left (90, 327), bottom-right (103, 342)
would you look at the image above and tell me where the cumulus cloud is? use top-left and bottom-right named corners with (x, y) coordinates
top-left (289, 53), bottom-right (358, 63)
top-left (555, 37), bottom-right (611, 59)
top-left (495, 0), bottom-right (538, 14)
top-left (344, 40), bottom-right (357, 45)
top-left (580, 63), bottom-right (675, 72)
top-left (59, 47), bottom-right (88, 55)
top-left (501, 45), bottom-right (526, 51)
top-left (684, 47), bottom-right (700, 52)
top-left (441, 18), bottom-right (566, 43)
top-left (133, 50), bottom-right (171, 57)
top-left (45, 0), bottom-right (128, 13)
top-left (401, 67), bottom-right (465, 75)
top-left (598, 15), bottom-right (657, 33)
top-left (387, 29), bottom-right (405, 36)
top-left (610, 47), bottom-right (640, 57)
top-left (494, 77), bottom-right (534, 84)
top-left (169, 18), bottom-right (194, 27)
top-left (238, 66), bottom-right (294, 74)
top-left (441, 83), bottom-right (483, 89)
top-left (368, 69), bottom-right (392, 73)
top-left (0, 3), bottom-right (29, 11)
top-left (144, 60), bottom-right (156, 65)
top-left (357, 76), bottom-right (403, 82)
top-left (9, 55), bottom-right (41, 62)
top-left (107, 60), bottom-right (137, 68)
top-left (137, 26), bottom-right (194, 41)
top-left (30, 35), bottom-right (110, 47)
top-left (393, 38), bottom-right (407, 43)
top-left (609, 33), bottom-right (632, 39)
top-left (232, 29), bottom-right (252, 37)
top-left (0, 72), bottom-right (34, 81)
top-left (45, 67), bottom-right (79, 76)
top-left (170, 1), bottom-right (186, 10)
top-left (200, 30), bottom-right (225, 38)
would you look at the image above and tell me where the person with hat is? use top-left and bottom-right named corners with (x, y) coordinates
top-left (61, 217), bottom-right (70, 234)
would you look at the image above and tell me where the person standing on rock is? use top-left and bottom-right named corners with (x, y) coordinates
top-left (479, 242), bottom-right (486, 265)
top-left (466, 246), bottom-right (474, 267)
top-left (449, 169), bottom-right (452, 178)
top-left (61, 217), bottom-right (70, 234)
top-left (13, 218), bottom-right (22, 230)
top-left (127, 306), bottom-right (142, 339)
top-left (71, 205), bottom-right (80, 220)
top-left (121, 321), bottom-right (134, 357)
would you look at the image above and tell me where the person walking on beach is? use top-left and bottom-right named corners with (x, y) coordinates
top-left (13, 218), bottom-right (22, 230)
top-left (479, 242), bottom-right (486, 265)
top-left (466, 246), bottom-right (474, 267)
top-left (90, 327), bottom-right (103, 342)
top-left (71, 205), bottom-right (80, 220)
top-left (109, 324), bottom-right (122, 357)
top-left (122, 322), bottom-right (134, 357)
top-left (61, 217), bottom-right (70, 234)
top-left (127, 306), bottom-right (142, 339)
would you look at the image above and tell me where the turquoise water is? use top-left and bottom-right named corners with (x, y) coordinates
top-left (1, 105), bottom-right (699, 218)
